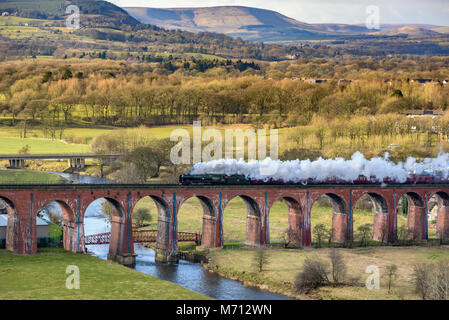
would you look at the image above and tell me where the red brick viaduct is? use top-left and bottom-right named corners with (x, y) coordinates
top-left (2, 184), bottom-right (449, 265)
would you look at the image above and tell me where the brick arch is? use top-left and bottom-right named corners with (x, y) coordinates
top-left (366, 193), bottom-right (388, 215)
top-left (310, 192), bottom-right (348, 244)
top-left (178, 195), bottom-right (217, 218)
top-left (133, 194), bottom-right (172, 262)
top-left (268, 196), bottom-right (303, 246)
top-left (400, 192), bottom-right (424, 207)
top-left (37, 199), bottom-right (74, 221)
top-left (428, 191), bottom-right (449, 240)
top-left (221, 194), bottom-right (261, 217)
top-left (325, 193), bottom-right (347, 214)
top-left (178, 194), bottom-right (217, 248)
top-left (222, 194), bottom-right (262, 246)
top-left (1, 196), bottom-right (19, 253)
top-left (36, 199), bottom-right (76, 252)
top-left (0, 196), bottom-right (16, 213)
top-left (429, 191), bottom-right (449, 206)
top-left (83, 197), bottom-right (127, 258)
top-left (398, 191), bottom-right (426, 241)
top-left (352, 191), bottom-right (389, 242)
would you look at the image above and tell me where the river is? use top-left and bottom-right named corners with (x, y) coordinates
top-left (55, 172), bottom-right (292, 300)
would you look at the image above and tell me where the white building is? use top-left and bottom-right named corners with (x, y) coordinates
top-left (0, 215), bottom-right (49, 246)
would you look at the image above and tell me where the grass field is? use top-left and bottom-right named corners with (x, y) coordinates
top-left (0, 248), bottom-right (209, 300)
top-left (0, 136), bottom-right (91, 154)
top-left (0, 123), bottom-right (286, 155)
top-left (205, 245), bottom-right (449, 300)
top-left (0, 169), bottom-right (67, 184)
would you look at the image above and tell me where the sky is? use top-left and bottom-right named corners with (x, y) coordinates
top-left (108, 0), bottom-right (449, 26)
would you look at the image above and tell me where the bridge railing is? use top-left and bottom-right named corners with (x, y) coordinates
top-left (132, 230), bottom-right (158, 243)
top-left (85, 232), bottom-right (111, 245)
top-left (85, 230), bottom-right (201, 245)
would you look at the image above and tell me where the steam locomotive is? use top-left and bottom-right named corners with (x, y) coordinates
top-left (179, 170), bottom-right (449, 186)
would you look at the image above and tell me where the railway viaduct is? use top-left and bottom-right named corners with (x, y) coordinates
top-left (1, 184), bottom-right (449, 265)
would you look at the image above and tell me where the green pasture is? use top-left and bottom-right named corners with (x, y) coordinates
top-left (0, 248), bottom-right (209, 300)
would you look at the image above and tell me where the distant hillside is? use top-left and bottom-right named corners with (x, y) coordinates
top-left (124, 6), bottom-right (376, 41)
top-left (377, 26), bottom-right (441, 36)
top-left (433, 26), bottom-right (449, 34)
top-left (0, 0), bottom-right (140, 27)
top-left (0, 0), bottom-right (311, 61)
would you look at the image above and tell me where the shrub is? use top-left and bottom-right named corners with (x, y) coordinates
top-left (413, 261), bottom-right (449, 300)
top-left (295, 258), bottom-right (330, 293)
top-left (134, 207), bottom-right (151, 228)
top-left (356, 224), bottom-right (373, 246)
top-left (313, 223), bottom-right (331, 248)
top-left (284, 227), bottom-right (302, 248)
top-left (253, 248), bottom-right (269, 273)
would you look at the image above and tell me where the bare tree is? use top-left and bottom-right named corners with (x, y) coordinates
top-left (385, 264), bottom-right (398, 294)
top-left (253, 248), bottom-right (269, 273)
top-left (329, 249), bottom-right (347, 284)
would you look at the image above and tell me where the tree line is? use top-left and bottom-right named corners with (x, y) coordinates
top-left (1, 58), bottom-right (449, 131)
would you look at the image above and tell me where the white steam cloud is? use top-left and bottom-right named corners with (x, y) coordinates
top-left (188, 151), bottom-right (449, 183)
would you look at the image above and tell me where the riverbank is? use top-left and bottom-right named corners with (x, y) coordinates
top-left (202, 245), bottom-right (449, 300)
top-left (0, 248), bottom-right (210, 300)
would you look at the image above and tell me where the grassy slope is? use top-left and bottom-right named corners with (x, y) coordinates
top-left (0, 123), bottom-right (282, 154)
top-left (0, 248), bottom-right (209, 300)
top-left (206, 246), bottom-right (449, 300)
top-left (0, 169), bottom-right (67, 184)
top-left (0, 137), bottom-right (91, 154)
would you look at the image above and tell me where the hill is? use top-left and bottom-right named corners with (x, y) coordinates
top-left (433, 26), bottom-right (449, 34)
top-left (377, 26), bottom-right (441, 36)
top-left (124, 6), bottom-right (375, 42)
top-left (0, 0), bottom-right (140, 27)
top-left (1, 1), bottom-right (449, 60)
top-left (0, 0), bottom-right (301, 61)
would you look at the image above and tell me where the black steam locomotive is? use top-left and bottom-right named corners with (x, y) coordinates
top-left (179, 174), bottom-right (250, 185)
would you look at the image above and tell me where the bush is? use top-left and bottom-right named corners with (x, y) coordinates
top-left (356, 224), bottom-right (373, 246)
top-left (253, 248), bottom-right (269, 273)
top-left (284, 227), bottom-right (302, 248)
top-left (313, 223), bottom-right (331, 248)
top-left (413, 260), bottom-right (449, 300)
top-left (295, 258), bottom-right (330, 293)
top-left (134, 207), bottom-right (151, 228)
